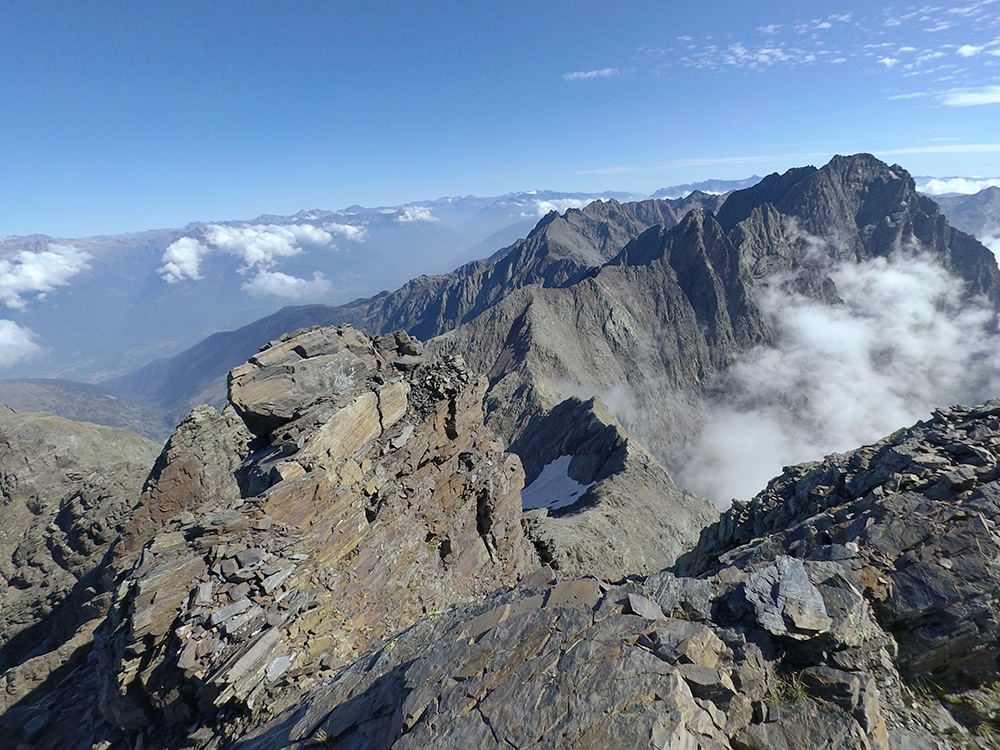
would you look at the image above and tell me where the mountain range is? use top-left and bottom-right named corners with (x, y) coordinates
top-left (2, 155), bottom-right (1000, 747)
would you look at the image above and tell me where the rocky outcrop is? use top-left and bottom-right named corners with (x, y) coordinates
top-left (92, 325), bottom-right (536, 747)
top-left (514, 396), bottom-right (717, 580)
top-left (677, 401), bottom-right (1000, 688)
top-left (234, 399), bottom-right (1000, 749)
top-left (0, 406), bottom-right (159, 717)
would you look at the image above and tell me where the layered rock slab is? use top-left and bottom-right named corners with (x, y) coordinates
top-left (235, 399), bottom-right (1000, 749)
top-left (94, 325), bottom-right (536, 746)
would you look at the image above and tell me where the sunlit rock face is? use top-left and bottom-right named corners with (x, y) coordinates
top-left (238, 399), bottom-right (1000, 750)
top-left (95, 325), bottom-right (535, 742)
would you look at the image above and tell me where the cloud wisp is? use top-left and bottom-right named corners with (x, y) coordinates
top-left (0, 319), bottom-right (41, 367)
top-left (0, 243), bottom-right (92, 310)
top-left (942, 85), bottom-right (1000, 106)
top-left (563, 68), bottom-right (622, 81)
top-left (671, 251), bottom-right (1000, 506)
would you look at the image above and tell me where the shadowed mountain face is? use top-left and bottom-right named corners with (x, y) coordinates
top-left (433, 155), bottom-right (1000, 470)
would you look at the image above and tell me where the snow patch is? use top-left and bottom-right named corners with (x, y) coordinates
top-left (521, 455), bottom-right (594, 511)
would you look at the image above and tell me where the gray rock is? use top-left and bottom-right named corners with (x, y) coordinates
top-left (744, 557), bottom-right (833, 639)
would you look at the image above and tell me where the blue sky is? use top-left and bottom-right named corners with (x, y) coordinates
top-left (3, 1), bottom-right (1000, 237)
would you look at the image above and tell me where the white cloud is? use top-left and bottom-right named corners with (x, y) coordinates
top-left (942, 85), bottom-right (1000, 106)
top-left (157, 222), bottom-right (336, 283)
top-left (672, 252), bottom-right (1000, 506)
top-left (957, 43), bottom-right (985, 56)
top-left (0, 243), bottom-right (92, 310)
top-left (0, 319), bottom-right (41, 367)
top-left (206, 223), bottom-right (333, 269)
top-left (241, 270), bottom-right (332, 298)
top-left (396, 206), bottom-right (439, 224)
top-left (916, 176), bottom-right (1000, 194)
top-left (562, 68), bottom-right (620, 81)
top-left (878, 56), bottom-right (900, 67)
top-left (158, 236), bottom-right (206, 283)
top-left (323, 222), bottom-right (366, 241)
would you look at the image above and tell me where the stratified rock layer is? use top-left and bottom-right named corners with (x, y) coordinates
top-left (95, 325), bottom-right (535, 746)
top-left (236, 400), bottom-right (1000, 749)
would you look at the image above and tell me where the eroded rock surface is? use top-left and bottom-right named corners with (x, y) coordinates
top-left (92, 325), bottom-right (535, 746)
top-left (236, 400), bottom-right (1000, 749)
top-left (0, 406), bottom-right (160, 743)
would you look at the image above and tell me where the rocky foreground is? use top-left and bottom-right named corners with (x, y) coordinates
top-left (234, 399), bottom-right (1000, 749)
top-left (0, 324), bottom-right (999, 748)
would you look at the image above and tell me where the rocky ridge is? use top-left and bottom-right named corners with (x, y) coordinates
top-left (234, 399), bottom-right (1000, 749)
top-left (88, 325), bottom-right (535, 748)
top-left (102, 193), bottom-right (727, 426)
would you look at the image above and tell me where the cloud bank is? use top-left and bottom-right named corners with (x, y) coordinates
top-left (158, 222), bottom-right (342, 283)
top-left (672, 252), bottom-right (1000, 506)
top-left (0, 319), bottom-right (41, 367)
top-left (0, 243), bottom-right (92, 310)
